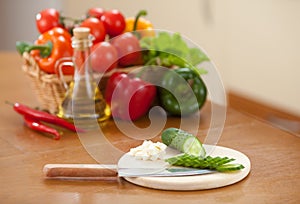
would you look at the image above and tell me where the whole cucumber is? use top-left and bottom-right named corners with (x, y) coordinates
top-left (161, 128), bottom-right (206, 157)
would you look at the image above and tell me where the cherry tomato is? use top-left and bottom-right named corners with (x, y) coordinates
top-left (90, 42), bottom-right (118, 73)
top-left (101, 9), bottom-right (126, 37)
top-left (35, 8), bottom-right (63, 34)
top-left (87, 8), bottom-right (105, 20)
top-left (80, 17), bottom-right (106, 44)
top-left (110, 32), bottom-right (143, 67)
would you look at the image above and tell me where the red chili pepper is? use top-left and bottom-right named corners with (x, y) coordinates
top-left (105, 72), bottom-right (156, 121)
top-left (11, 102), bottom-right (81, 132)
top-left (24, 116), bottom-right (61, 140)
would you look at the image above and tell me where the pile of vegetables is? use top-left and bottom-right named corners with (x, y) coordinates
top-left (16, 7), bottom-right (210, 121)
top-left (17, 8), bottom-right (147, 74)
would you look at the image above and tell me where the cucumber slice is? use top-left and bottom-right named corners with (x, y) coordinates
top-left (165, 154), bottom-right (244, 172)
top-left (215, 164), bottom-right (245, 172)
top-left (161, 128), bottom-right (206, 157)
top-left (181, 136), bottom-right (205, 157)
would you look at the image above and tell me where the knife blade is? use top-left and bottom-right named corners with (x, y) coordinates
top-left (43, 164), bottom-right (216, 179)
top-left (118, 166), bottom-right (216, 177)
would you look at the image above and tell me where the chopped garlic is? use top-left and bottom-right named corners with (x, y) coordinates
top-left (128, 140), bottom-right (167, 161)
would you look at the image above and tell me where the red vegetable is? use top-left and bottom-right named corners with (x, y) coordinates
top-left (105, 72), bottom-right (156, 121)
top-left (110, 32), bottom-right (143, 67)
top-left (80, 17), bottom-right (106, 44)
top-left (87, 8), bottom-right (105, 20)
top-left (101, 9), bottom-right (126, 37)
top-left (90, 41), bottom-right (118, 73)
top-left (24, 116), bottom-right (61, 140)
top-left (12, 102), bottom-right (80, 132)
top-left (35, 8), bottom-right (63, 34)
top-left (27, 27), bottom-right (73, 74)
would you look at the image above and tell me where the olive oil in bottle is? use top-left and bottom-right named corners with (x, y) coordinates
top-left (57, 27), bottom-right (110, 128)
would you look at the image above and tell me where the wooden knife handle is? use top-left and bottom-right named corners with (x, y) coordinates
top-left (43, 164), bottom-right (118, 178)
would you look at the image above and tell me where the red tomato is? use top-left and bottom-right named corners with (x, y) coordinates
top-left (87, 8), bottom-right (105, 20)
top-left (35, 8), bottom-right (63, 33)
top-left (110, 32), bottom-right (143, 67)
top-left (90, 42), bottom-right (118, 73)
top-left (80, 17), bottom-right (106, 44)
top-left (101, 9), bottom-right (126, 37)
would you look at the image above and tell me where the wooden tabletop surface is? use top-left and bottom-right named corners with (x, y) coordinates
top-left (0, 52), bottom-right (299, 204)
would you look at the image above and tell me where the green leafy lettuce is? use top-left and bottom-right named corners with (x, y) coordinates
top-left (140, 32), bottom-right (209, 75)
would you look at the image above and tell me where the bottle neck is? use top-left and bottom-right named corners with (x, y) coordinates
top-left (73, 48), bottom-right (92, 76)
top-left (72, 36), bottom-right (93, 77)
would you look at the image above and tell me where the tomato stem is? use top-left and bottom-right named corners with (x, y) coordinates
top-left (60, 16), bottom-right (83, 25)
top-left (4, 100), bottom-right (14, 106)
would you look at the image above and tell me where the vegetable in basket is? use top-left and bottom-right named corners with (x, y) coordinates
top-left (111, 32), bottom-right (143, 67)
top-left (35, 8), bottom-right (64, 34)
top-left (124, 10), bottom-right (154, 38)
top-left (140, 31), bottom-right (209, 74)
top-left (16, 27), bottom-right (73, 75)
top-left (101, 9), bottom-right (126, 38)
top-left (87, 7), bottom-right (105, 19)
top-left (159, 67), bottom-right (207, 116)
top-left (80, 17), bottom-right (106, 43)
top-left (105, 72), bottom-right (156, 121)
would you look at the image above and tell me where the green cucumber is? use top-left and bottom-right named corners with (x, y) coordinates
top-left (161, 128), bottom-right (206, 158)
top-left (165, 154), bottom-right (245, 172)
top-left (216, 164), bottom-right (245, 172)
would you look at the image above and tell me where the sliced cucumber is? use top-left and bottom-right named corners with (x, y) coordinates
top-left (216, 164), bottom-right (245, 172)
top-left (165, 154), bottom-right (245, 172)
top-left (181, 136), bottom-right (205, 157)
top-left (161, 128), bottom-right (206, 157)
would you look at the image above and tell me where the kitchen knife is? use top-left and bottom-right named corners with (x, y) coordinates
top-left (43, 164), bottom-right (216, 179)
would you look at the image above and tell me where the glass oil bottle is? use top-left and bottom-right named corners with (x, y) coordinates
top-left (57, 27), bottom-right (111, 128)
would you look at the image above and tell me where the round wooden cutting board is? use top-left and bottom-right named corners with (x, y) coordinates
top-left (118, 145), bottom-right (251, 191)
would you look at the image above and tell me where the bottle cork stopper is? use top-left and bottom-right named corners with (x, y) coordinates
top-left (73, 27), bottom-right (90, 40)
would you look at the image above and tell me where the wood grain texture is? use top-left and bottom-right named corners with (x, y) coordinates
top-left (0, 52), bottom-right (299, 203)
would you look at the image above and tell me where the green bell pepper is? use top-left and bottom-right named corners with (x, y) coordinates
top-left (159, 67), bottom-right (207, 116)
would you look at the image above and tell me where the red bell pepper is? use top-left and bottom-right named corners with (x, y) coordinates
top-left (16, 27), bottom-right (73, 75)
top-left (105, 72), bottom-right (156, 121)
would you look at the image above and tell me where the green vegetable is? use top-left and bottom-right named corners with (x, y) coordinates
top-left (140, 32), bottom-right (209, 75)
top-left (165, 154), bottom-right (245, 172)
top-left (216, 164), bottom-right (245, 172)
top-left (159, 67), bottom-right (207, 116)
top-left (161, 128), bottom-right (206, 157)
top-left (162, 128), bottom-right (245, 172)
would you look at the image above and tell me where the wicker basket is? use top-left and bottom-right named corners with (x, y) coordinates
top-left (21, 52), bottom-right (139, 114)
top-left (21, 52), bottom-right (73, 114)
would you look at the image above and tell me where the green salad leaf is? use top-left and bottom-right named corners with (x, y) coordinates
top-left (140, 32), bottom-right (209, 75)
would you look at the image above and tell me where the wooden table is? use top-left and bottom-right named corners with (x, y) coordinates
top-left (0, 52), bottom-right (299, 204)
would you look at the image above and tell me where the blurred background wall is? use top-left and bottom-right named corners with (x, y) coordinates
top-left (0, 0), bottom-right (62, 49)
top-left (1, 0), bottom-right (299, 116)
